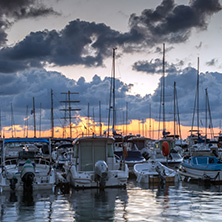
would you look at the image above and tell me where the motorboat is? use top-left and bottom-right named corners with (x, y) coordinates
top-left (64, 136), bottom-right (129, 189)
top-left (143, 138), bottom-right (183, 169)
top-left (0, 138), bottom-right (56, 192)
top-left (179, 150), bottom-right (222, 184)
top-left (3, 138), bottom-right (50, 160)
top-left (52, 143), bottom-right (73, 169)
top-left (114, 135), bottom-right (147, 174)
top-left (133, 160), bottom-right (180, 184)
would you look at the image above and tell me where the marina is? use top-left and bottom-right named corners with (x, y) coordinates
top-left (1, 0), bottom-right (222, 221)
top-left (1, 180), bottom-right (222, 221)
top-left (0, 134), bottom-right (221, 221)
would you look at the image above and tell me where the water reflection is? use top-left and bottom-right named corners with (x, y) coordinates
top-left (67, 187), bottom-right (128, 221)
top-left (0, 189), bottom-right (55, 222)
top-left (0, 181), bottom-right (222, 221)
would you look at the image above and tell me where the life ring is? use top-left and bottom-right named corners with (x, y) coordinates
top-left (162, 141), bottom-right (169, 157)
top-left (123, 143), bottom-right (128, 158)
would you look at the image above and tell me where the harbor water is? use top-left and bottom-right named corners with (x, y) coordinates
top-left (0, 179), bottom-right (222, 221)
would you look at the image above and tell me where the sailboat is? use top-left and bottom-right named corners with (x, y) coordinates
top-left (107, 48), bottom-right (146, 174)
top-left (179, 58), bottom-right (222, 184)
top-left (141, 44), bottom-right (182, 169)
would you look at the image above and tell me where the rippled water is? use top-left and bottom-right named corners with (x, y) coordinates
top-left (1, 180), bottom-right (222, 221)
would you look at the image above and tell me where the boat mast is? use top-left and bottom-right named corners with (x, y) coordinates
top-left (205, 88), bottom-right (207, 138)
top-left (88, 103), bottom-right (90, 135)
top-left (190, 57), bottom-right (200, 138)
top-left (26, 105), bottom-right (29, 137)
top-left (174, 81), bottom-right (176, 139)
top-left (99, 101), bottom-right (102, 136)
top-left (205, 88), bottom-right (214, 139)
top-left (60, 91), bottom-right (80, 138)
top-left (112, 47), bottom-right (117, 135)
top-left (126, 102), bottom-right (128, 136)
top-left (33, 97), bottom-right (36, 138)
top-left (39, 103), bottom-right (42, 138)
top-left (197, 57), bottom-right (200, 137)
top-left (162, 43), bottom-right (165, 133)
top-left (11, 103), bottom-right (15, 138)
top-left (108, 47), bottom-right (117, 137)
top-left (51, 89), bottom-right (54, 138)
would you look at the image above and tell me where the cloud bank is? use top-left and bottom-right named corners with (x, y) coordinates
top-left (1, 67), bottom-right (222, 134)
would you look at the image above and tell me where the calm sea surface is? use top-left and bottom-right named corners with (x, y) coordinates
top-left (1, 179), bottom-right (222, 222)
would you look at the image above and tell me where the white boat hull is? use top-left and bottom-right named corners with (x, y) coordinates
top-left (0, 164), bottom-right (56, 192)
top-left (134, 161), bottom-right (179, 184)
top-left (179, 166), bottom-right (222, 182)
top-left (66, 165), bottom-right (128, 188)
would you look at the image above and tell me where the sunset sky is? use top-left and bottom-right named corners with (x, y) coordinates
top-left (0, 0), bottom-right (222, 139)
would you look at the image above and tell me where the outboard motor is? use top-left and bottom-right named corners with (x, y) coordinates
top-left (21, 160), bottom-right (35, 191)
top-left (6, 171), bottom-right (18, 191)
top-left (141, 148), bottom-right (151, 160)
top-left (94, 160), bottom-right (108, 189)
top-left (211, 146), bottom-right (219, 157)
top-left (9, 177), bottom-right (18, 191)
top-left (155, 165), bottom-right (166, 187)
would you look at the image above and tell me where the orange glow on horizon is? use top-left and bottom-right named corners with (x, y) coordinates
top-left (1, 117), bottom-right (221, 140)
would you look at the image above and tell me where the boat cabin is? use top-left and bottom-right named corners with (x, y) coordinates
top-left (72, 137), bottom-right (116, 172)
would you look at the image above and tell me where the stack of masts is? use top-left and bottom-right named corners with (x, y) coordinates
top-left (60, 91), bottom-right (81, 138)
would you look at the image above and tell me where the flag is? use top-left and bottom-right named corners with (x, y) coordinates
top-left (31, 110), bottom-right (34, 115)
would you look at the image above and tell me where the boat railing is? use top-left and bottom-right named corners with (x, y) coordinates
top-left (3, 157), bottom-right (51, 167)
top-left (34, 158), bottom-right (51, 166)
top-left (4, 158), bottom-right (18, 166)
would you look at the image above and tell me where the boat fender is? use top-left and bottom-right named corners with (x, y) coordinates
top-left (162, 141), bottom-right (169, 157)
top-left (123, 143), bottom-right (128, 158)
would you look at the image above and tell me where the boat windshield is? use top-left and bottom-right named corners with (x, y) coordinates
top-left (18, 151), bottom-right (35, 160)
top-left (133, 140), bottom-right (145, 150)
top-left (107, 143), bottom-right (114, 157)
top-left (195, 156), bottom-right (208, 165)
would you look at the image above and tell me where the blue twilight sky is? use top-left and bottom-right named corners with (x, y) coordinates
top-left (1, 0), bottom-right (222, 134)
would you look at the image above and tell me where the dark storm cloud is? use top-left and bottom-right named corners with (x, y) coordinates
top-left (132, 59), bottom-right (181, 74)
top-left (0, 0), bottom-right (220, 71)
top-left (129, 0), bottom-right (221, 45)
top-left (0, 19), bottom-right (142, 70)
top-left (0, 0), bottom-right (58, 46)
top-left (0, 0), bottom-right (57, 19)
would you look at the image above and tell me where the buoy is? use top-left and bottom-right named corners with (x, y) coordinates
top-left (162, 141), bottom-right (170, 157)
